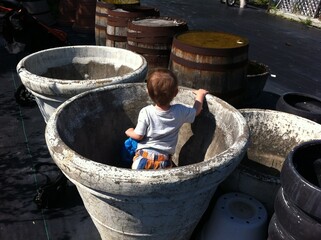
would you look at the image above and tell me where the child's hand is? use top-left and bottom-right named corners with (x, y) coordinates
top-left (193, 89), bottom-right (209, 116)
top-left (193, 89), bottom-right (209, 97)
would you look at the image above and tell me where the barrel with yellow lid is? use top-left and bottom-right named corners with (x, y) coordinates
top-left (169, 31), bottom-right (249, 107)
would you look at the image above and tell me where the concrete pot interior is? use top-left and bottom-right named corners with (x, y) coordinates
top-left (51, 84), bottom-right (247, 169)
top-left (45, 83), bottom-right (249, 240)
top-left (16, 45), bottom-right (148, 97)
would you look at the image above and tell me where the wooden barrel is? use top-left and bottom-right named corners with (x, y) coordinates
top-left (127, 17), bottom-right (188, 70)
top-left (106, 5), bottom-right (159, 49)
top-left (95, 1), bottom-right (115, 45)
top-left (73, 0), bottom-right (96, 33)
top-left (169, 31), bottom-right (249, 107)
top-left (22, 0), bottom-right (56, 26)
top-left (57, 0), bottom-right (77, 26)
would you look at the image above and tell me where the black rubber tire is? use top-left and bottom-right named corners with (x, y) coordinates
top-left (14, 84), bottom-right (36, 107)
top-left (276, 92), bottom-right (321, 124)
top-left (274, 187), bottom-right (321, 240)
top-left (268, 214), bottom-right (293, 240)
top-left (227, 0), bottom-right (236, 6)
top-left (281, 140), bottom-right (321, 221)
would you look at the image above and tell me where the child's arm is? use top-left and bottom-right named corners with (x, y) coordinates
top-left (193, 89), bottom-right (209, 116)
top-left (125, 128), bottom-right (144, 141)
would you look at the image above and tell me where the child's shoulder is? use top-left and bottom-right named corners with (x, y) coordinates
top-left (171, 103), bottom-right (189, 109)
top-left (140, 104), bottom-right (155, 113)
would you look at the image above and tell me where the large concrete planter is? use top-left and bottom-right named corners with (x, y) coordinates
top-left (17, 45), bottom-right (147, 122)
top-left (45, 83), bottom-right (249, 240)
top-left (220, 109), bottom-right (321, 215)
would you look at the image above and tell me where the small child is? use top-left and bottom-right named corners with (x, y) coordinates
top-left (125, 68), bottom-right (208, 170)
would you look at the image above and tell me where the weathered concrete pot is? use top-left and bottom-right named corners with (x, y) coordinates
top-left (16, 45), bottom-right (147, 122)
top-left (45, 83), bottom-right (249, 240)
top-left (220, 109), bottom-right (321, 215)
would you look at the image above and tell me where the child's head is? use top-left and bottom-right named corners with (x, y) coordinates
top-left (146, 68), bottom-right (178, 106)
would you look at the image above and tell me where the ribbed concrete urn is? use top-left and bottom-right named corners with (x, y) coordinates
top-left (45, 83), bottom-right (249, 240)
top-left (220, 109), bottom-right (321, 215)
top-left (17, 45), bottom-right (147, 122)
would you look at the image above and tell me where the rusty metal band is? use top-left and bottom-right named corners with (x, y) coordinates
top-left (95, 25), bottom-right (107, 30)
top-left (120, 6), bottom-right (160, 15)
top-left (95, 12), bottom-right (108, 18)
top-left (127, 44), bottom-right (171, 55)
top-left (108, 9), bottom-right (158, 18)
top-left (106, 34), bottom-right (127, 42)
top-left (127, 29), bottom-right (179, 38)
top-left (170, 53), bottom-right (248, 72)
top-left (172, 37), bottom-right (248, 57)
top-left (127, 36), bottom-right (172, 44)
top-left (107, 17), bottom-right (129, 26)
top-left (128, 20), bottom-right (188, 34)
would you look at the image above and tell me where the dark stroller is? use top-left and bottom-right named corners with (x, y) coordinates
top-left (1, 0), bottom-right (69, 106)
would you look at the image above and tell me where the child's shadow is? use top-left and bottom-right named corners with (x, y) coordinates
top-left (177, 100), bottom-right (216, 166)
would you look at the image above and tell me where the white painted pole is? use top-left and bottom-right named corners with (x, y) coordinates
top-left (240, 0), bottom-right (246, 8)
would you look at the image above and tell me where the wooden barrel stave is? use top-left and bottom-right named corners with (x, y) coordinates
top-left (127, 17), bottom-right (188, 70)
top-left (169, 31), bottom-right (249, 107)
top-left (95, 1), bottom-right (114, 45)
top-left (106, 6), bottom-right (159, 49)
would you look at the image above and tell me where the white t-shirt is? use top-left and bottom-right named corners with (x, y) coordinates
top-left (134, 104), bottom-right (196, 155)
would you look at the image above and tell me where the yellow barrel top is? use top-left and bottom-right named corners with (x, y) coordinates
top-left (176, 31), bottom-right (249, 49)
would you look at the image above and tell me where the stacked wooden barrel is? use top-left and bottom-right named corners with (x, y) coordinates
top-left (106, 5), bottom-right (160, 48)
top-left (95, 2), bottom-right (160, 48)
top-left (127, 17), bottom-right (188, 70)
top-left (94, 1), bottom-right (188, 71)
top-left (169, 31), bottom-right (249, 107)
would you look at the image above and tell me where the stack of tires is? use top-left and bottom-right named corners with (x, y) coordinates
top-left (220, 0), bottom-right (236, 6)
top-left (276, 92), bottom-right (321, 124)
top-left (268, 140), bottom-right (321, 239)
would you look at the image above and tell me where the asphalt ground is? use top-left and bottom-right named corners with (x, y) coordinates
top-left (0, 0), bottom-right (320, 239)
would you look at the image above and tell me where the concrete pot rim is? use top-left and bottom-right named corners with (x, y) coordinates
top-left (16, 45), bottom-right (148, 96)
top-left (239, 108), bottom-right (321, 124)
top-left (246, 60), bottom-right (270, 77)
top-left (45, 83), bottom-right (249, 192)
